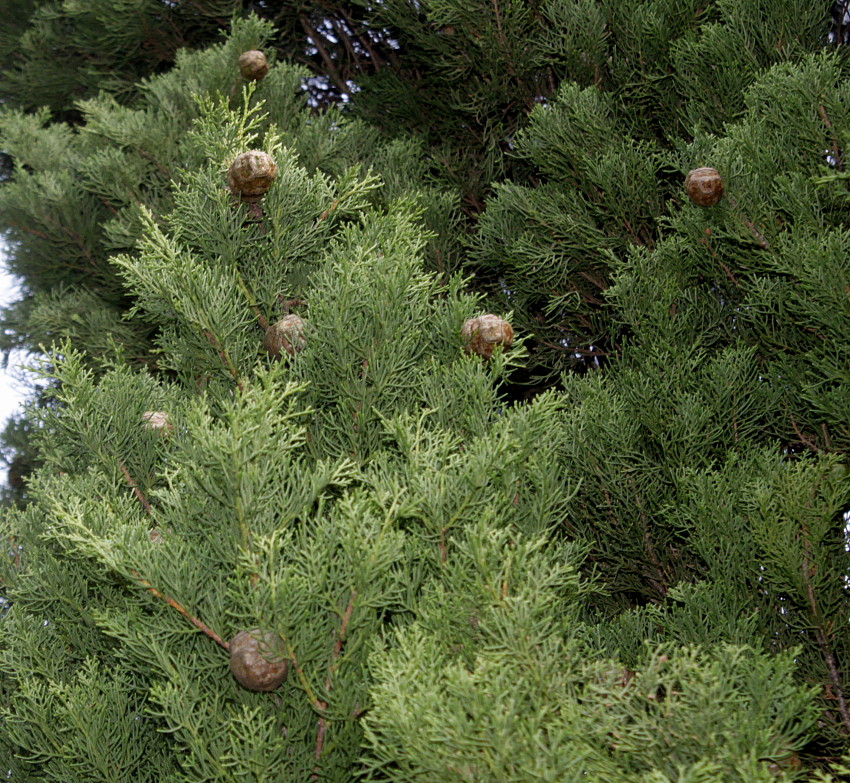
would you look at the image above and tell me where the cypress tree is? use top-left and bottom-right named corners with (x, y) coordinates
top-left (2, 2), bottom-right (850, 780)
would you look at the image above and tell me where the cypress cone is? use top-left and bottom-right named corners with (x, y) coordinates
top-left (229, 629), bottom-right (288, 692)
top-left (684, 167), bottom-right (724, 206)
top-left (141, 411), bottom-right (172, 433)
top-left (264, 315), bottom-right (306, 358)
top-left (238, 50), bottom-right (269, 81)
top-left (462, 314), bottom-right (514, 358)
top-left (227, 151), bottom-right (277, 201)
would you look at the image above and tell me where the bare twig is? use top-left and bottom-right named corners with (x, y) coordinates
top-left (537, 338), bottom-right (609, 358)
top-left (819, 104), bottom-right (844, 173)
top-left (233, 268), bottom-right (268, 332)
top-left (800, 523), bottom-right (850, 734)
top-left (9, 222), bottom-right (50, 241)
top-left (299, 15), bottom-right (351, 97)
top-left (627, 476), bottom-right (668, 599)
top-left (330, 17), bottom-right (359, 70)
top-left (279, 297), bottom-right (307, 314)
top-left (313, 590), bottom-right (358, 774)
top-left (318, 197), bottom-right (341, 222)
top-left (576, 268), bottom-right (608, 292)
top-left (726, 194), bottom-right (770, 250)
top-left (717, 259), bottom-right (740, 289)
top-left (788, 412), bottom-right (819, 453)
top-left (137, 149), bottom-right (172, 180)
top-left (131, 570), bottom-right (229, 650)
top-left (99, 198), bottom-right (119, 217)
top-left (339, 6), bottom-right (382, 70)
top-left (118, 460), bottom-right (151, 514)
top-left (203, 329), bottom-right (244, 392)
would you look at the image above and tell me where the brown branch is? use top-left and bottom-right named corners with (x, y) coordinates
top-left (242, 201), bottom-right (268, 236)
top-left (137, 149), bottom-right (172, 180)
top-left (537, 338), bottom-right (609, 358)
top-left (816, 625), bottom-right (850, 734)
top-left (800, 524), bottom-right (850, 734)
top-left (717, 259), bottom-right (740, 289)
top-left (819, 104), bottom-right (844, 173)
top-left (576, 268), bottom-right (608, 292)
top-left (313, 590), bottom-right (358, 774)
top-left (118, 463), bottom-right (229, 651)
top-left (788, 412), bottom-right (819, 453)
top-left (486, 0), bottom-right (505, 38)
top-left (300, 14), bottom-right (351, 97)
top-left (22, 211), bottom-right (98, 265)
top-left (821, 423), bottom-right (834, 451)
top-left (183, 0), bottom-right (229, 27)
top-left (285, 641), bottom-right (324, 711)
top-left (130, 570), bottom-right (229, 650)
top-left (740, 215), bottom-right (770, 250)
top-left (99, 198), bottom-right (119, 217)
top-left (293, 53), bottom-right (333, 82)
top-left (9, 222), bottom-right (50, 241)
top-left (203, 329), bottom-right (244, 392)
top-left (339, 6), bottom-right (383, 70)
top-left (490, 0), bottom-right (516, 79)
top-left (627, 476), bottom-right (668, 599)
top-left (118, 460), bottom-right (152, 514)
top-left (279, 297), bottom-right (307, 314)
top-left (318, 197), bottom-right (341, 222)
top-left (313, 718), bottom-right (328, 774)
top-left (232, 266), bottom-right (269, 332)
top-left (700, 230), bottom-right (741, 290)
top-left (725, 194), bottom-right (770, 250)
top-left (61, 226), bottom-right (96, 264)
top-left (9, 535), bottom-right (20, 569)
top-left (620, 217), bottom-right (644, 246)
top-left (330, 17), bottom-right (359, 70)
top-left (434, 248), bottom-right (445, 277)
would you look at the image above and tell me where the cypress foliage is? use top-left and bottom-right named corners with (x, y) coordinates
top-left (0, 0), bottom-right (242, 116)
top-left (2, 2), bottom-right (850, 780)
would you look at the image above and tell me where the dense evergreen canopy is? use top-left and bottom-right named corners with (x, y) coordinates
top-left (2, 1), bottom-right (850, 780)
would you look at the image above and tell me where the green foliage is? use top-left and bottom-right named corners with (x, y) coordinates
top-left (363, 532), bottom-right (817, 782)
top-left (0, 14), bottom-right (289, 363)
top-left (3, 3), bottom-right (850, 781)
top-left (0, 0), bottom-right (242, 115)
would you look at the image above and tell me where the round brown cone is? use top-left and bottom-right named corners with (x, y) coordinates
top-left (238, 50), bottom-right (269, 81)
top-left (461, 314), bottom-right (514, 358)
top-left (227, 151), bottom-right (277, 201)
top-left (684, 167), bottom-right (724, 207)
top-left (229, 629), bottom-right (288, 692)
